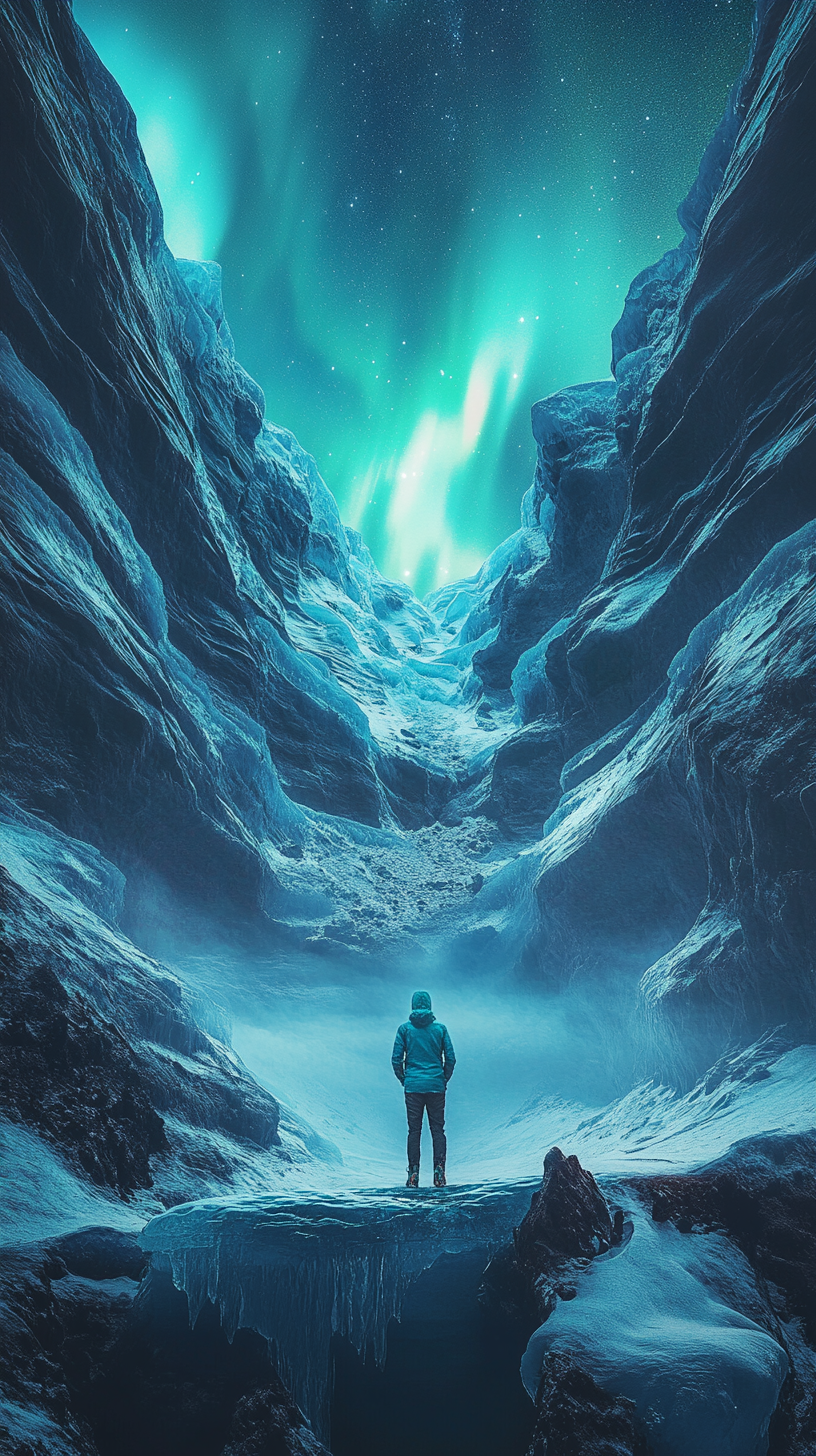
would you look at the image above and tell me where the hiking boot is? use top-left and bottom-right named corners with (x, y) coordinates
top-left (406, 1165), bottom-right (419, 1189)
top-left (433, 1165), bottom-right (446, 1188)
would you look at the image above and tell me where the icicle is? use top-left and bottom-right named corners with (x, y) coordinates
top-left (141, 1183), bottom-right (533, 1438)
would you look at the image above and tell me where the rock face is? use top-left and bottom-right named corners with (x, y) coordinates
top-left (480, 1148), bottom-right (620, 1331)
top-left (446, 0), bottom-right (816, 1078)
top-left (0, 1229), bottom-right (330, 1456)
top-left (527, 1355), bottom-right (653, 1456)
top-left (515, 1147), bottom-right (615, 1272)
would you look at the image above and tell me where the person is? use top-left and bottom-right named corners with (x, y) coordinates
top-left (391, 990), bottom-right (455, 1188)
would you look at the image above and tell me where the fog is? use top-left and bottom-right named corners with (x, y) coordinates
top-left (154, 927), bottom-right (660, 1188)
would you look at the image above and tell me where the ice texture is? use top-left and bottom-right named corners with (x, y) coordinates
top-left (521, 1212), bottom-right (788, 1456)
top-left (140, 1181), bottom-right (534, 1435)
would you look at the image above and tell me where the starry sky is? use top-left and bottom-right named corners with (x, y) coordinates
top-left (75, 0), bottom-right (754, 595)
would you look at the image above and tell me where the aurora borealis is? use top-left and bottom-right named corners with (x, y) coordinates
top-left (75, 0), bottom-right (754, 594)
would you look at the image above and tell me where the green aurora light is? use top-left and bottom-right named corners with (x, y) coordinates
top-left (75, 0), bottom-right (754, 595)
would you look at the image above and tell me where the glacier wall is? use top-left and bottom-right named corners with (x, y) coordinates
top-left (431, 0), bottom-right (816, 1081)
top-left (0, 0), bottom-right (813, 1219)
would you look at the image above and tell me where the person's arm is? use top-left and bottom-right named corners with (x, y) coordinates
top-left (442, 1027), bottom-right (456, 1082)
top-left (391, 1026), bottom-right (407, 1084)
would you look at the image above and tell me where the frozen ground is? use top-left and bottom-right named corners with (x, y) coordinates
top-left (229, 1002), bottom-right (816, 1192)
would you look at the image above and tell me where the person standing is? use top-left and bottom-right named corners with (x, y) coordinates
top-left (391, 990), bottom-right (456, 1187)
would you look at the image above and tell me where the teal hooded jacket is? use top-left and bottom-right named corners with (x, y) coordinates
top-left (391, 991), bottom-right (456, 1094)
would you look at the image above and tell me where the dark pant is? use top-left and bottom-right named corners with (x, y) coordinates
top-left (405, 1091), bottom-right (446, 1169)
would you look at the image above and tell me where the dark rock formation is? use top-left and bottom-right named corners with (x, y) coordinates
top-left (526, 1354), bottom-right (653, 1456)
top-left (634, 1133), bottom-right (816, 1334)
top-left (566, 0), bottom-right (816, 746)
top-left (515, 1147), bottom-right (615, 1269)
top-left (222, 1385), bottom-right (328, 1456)
top-left (0, 1232), bottom-right (329, 1456)
top-left (0, 851), bottom-right (288, 1206)
top-left (0, 0), bottom-right (813, 1447)
top-left (480, 1147), bottom-right (620, 1329)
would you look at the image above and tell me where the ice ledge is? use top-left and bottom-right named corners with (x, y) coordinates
top-left (139, 1181), bottom-right (534, 1435)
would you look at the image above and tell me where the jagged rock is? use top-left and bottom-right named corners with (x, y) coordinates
top-left (0, 852), bottom-right (291, 1207)
top-left (222, 1384), bottom-right (329, 1456)
top-left (516, 1148), bottom-right (614, 1268)
top-left (513, 1133), bottom-right (812, 1456)
top-left (0, 931), bottom-right (168, 1195)
top-left (526, 1353), bottom-right (653, 1456)
top-left (480, 1149), bottom-right (618, 1328)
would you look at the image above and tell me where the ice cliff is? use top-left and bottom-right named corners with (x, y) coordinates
top-left (432, 0), bottom-right (816, 1081)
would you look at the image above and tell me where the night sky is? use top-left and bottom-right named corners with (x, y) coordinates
top-left (75, 0), bottom-right (754, 595)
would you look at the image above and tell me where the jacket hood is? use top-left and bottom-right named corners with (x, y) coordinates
top-left (411, 990), bottom-right (432, 1010)
top-left (409, 990), bottom-right (434, 1028)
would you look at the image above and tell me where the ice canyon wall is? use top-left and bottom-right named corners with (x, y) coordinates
top-left (0, 0), bottom-right (814, 1211)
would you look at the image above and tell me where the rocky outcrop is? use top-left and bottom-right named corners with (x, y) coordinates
top-left (0, 1229), bottom-right (329, 1456)
top-left (480, 1147), bottom-right (622, 1331)
top-left (479, 1150), bottom-right (648, 1456)
top-left (526, 1355), bottom-right (653, 1456)
top-left (515, 1147), bottom-right (615, 1272)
